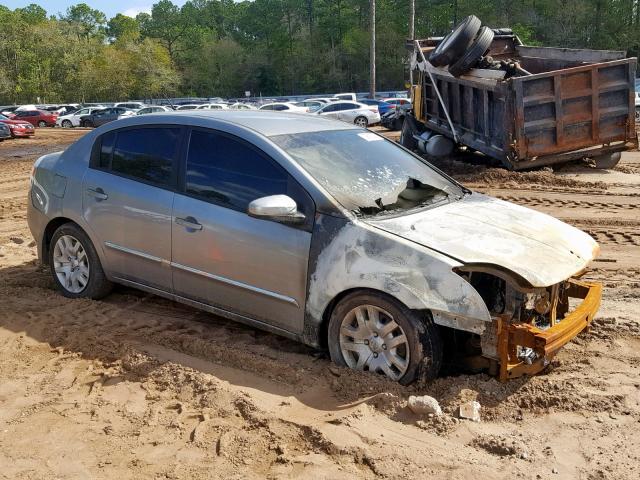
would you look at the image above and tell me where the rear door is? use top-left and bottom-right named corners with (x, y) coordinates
top-left (336, 103), bottom-right (360, 122)
top-left (318, 103), bottom-right (341, 119)
top-left (171, 128), bottom-right (313, 333)
top-left (83, 126), bottom-right (183, 292)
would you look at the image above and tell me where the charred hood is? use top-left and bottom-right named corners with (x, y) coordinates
top-left (364, 192), bottom-right (599, 287)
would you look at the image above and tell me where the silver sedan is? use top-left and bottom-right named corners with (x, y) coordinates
top-left (27, 111), bottom-right (601, 384)
top-left (312, 101), bottom-right (381, 127)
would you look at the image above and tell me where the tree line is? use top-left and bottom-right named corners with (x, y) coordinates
top-left (1, 0), bottom-right (639, 104)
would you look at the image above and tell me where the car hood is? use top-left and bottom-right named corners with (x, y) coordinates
top-left (364, 193), bottom-right (599, 287)
top-left (0, 119), bottom-right (31, 126)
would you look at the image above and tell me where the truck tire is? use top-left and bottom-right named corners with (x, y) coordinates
top-left (429, 15), bottom-right (481, 67)
top-left (593, 152), bottom-right (621, 169)
top-left (400, 114), bottom-right (419, 151)
top-left (448, 26), bottom-right (495, 77)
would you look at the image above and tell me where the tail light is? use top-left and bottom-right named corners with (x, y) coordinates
top-left (368, 107), bottom-right (378, 113)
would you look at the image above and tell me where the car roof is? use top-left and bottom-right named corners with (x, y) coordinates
top-left (108, 110), bottom-right (359, 136)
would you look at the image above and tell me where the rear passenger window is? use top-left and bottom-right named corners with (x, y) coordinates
top-left (111, 127), bottom-right (180, 186)
top-left (99, 131), bottom-right (115, 168)
top-left (185, 130), bottom-right (288, 211)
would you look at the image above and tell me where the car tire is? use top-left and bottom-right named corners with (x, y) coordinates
top-left (81, 120), bottom-right (93, 128)
top-left (635, 106), bottom-right (640, 123)
top-left (429, 15), bottom-right (481, 67)
top-left (399, 114), bottom-right (420, 151)
top-left (448, 26), bottom-right (495, 77)
top-left (61, 120), bottom-right (73, 128)
top-left (354, 116), bottom-right (368, 128)
top-left (37, 120), bottom-right (47, 128)
top-left (592, 152), bottom-right (622, 169)
top-left (49, 223), bottom-right (113, 300)
top-left (328, 291), bottom-right (443, 385)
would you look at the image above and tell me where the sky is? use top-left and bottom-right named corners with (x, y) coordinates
top-left (1, 1), bottom-right (188, 19)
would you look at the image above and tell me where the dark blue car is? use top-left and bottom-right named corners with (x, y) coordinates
top-left (359, 99), bottom-right (393, 115)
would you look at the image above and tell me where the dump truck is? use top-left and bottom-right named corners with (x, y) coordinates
top-left (401, 19), bottom-right (638, 170)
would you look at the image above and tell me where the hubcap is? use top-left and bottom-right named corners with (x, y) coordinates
top-left (339, 305), bottom-right (410, 381)
top-left (53, 235), bottom-right (89, 293)
top-left (355, 118), bottom-right (367, 127)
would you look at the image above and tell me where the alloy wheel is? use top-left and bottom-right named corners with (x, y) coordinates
top-left (339, 304), bottom-right (410, 381)
top-left (355, 116), bottom-right (368, 127)
top-left (53, 235), bottom-right (90, 293)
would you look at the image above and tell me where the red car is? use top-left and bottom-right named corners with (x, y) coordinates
top-left (0, 114), bottom-right (35, 137)
top-left (10, 109), bottom-right (57, 127)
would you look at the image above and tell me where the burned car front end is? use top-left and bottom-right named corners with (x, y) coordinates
top-left (456, 268), bottom-right (601, 380)
top-left (366, 192), bottom-right (602, 380)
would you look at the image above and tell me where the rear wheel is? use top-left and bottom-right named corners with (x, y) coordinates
top-left (49, 223), bottom-right (113, 299)
top-left (328, 292), bottom-right (442, 385)
top-left (354, 116), bottom-right (368, 128)
top-left (593, 152), bottom-right (621, 170)
top-left (37, 120), bottom-right (47, 127)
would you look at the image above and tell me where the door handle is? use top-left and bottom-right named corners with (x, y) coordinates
top-left (86, 187), bottom-right (108, 201)
top-left (175, 216), bottom-right (203, 231)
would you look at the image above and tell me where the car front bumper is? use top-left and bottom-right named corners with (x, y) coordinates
top-left (499, 278), bottom-right (601, 381)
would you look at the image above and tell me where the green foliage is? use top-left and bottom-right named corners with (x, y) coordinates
top-left (0, 0), bottom-right (638, 103)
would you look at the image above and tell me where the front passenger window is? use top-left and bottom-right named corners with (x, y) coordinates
top-left (185, 130), bottom-right (288, 211)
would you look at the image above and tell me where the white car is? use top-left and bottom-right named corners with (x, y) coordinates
top-left (175, 104), bottom-right (202, 111)
top-left (136, 106), bottom-right (174, 115)
top-left (294, 100), bottom-right (324, 111)
top-left (312, 97), bottom-right (340, 103)
top-left (229, 103), bottom-right (257, 110)
top-left (313, 101), bottom-right (381, 127)
top-left (56, 106), bottom-right (106, 128)
top-left (196, 103), bottom-right (229, 110)
top-left (334, 92), bottom-right (357, 102)
top-left (259, 102), bottom-right (308, 113)
top-left (114, 102), bottom-right (147, 110)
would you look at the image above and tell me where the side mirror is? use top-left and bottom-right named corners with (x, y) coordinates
top-left (247, 195), bottom-right (305, 224)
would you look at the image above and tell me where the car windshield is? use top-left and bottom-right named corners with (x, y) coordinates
top-left (271, 129), bottom-right (465, 215)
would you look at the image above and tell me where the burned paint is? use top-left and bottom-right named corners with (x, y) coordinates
top-left (304, 213), bottom-right (492, 342)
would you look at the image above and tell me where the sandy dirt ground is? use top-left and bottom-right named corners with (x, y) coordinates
top-left (0, 128), bottom-right (639, 479)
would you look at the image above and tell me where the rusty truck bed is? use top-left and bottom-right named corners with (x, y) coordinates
top-left (410, 35), bottom-right (638, 169)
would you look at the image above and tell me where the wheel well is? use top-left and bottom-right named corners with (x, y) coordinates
top-left (42, 217), bottom-right (77, 264)
top-left (318, 287), bottom-right (411, 349)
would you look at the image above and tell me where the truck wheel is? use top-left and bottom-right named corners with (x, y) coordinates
top-left (448, 26), bottom-right (495, 77)
top-left (327, 292), bottom-right (442, 385)
top-left (429, 15), bottom-right (481, 67)
top-left (593, 152), bottom-right (621, 169)
top-left (399, 115), bottom-right (419, 151)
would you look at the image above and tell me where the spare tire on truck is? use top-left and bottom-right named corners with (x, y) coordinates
top-left (429, 16), bottom-right (481, 67)
top-left (448, 26), bottom-right (495, 77)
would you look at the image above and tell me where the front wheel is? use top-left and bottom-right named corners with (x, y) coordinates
top-left (354, 116), bottom-right (368, 128)
top-left (49, 223), bottom-right (113, 299)
top-left (61, 120), bottom-right (73, 128)
top-left (328, 292), bottom-right (442, 385)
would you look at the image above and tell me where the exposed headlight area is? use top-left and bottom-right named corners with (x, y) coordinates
top-left (455, 268), bottom-right (600, 381)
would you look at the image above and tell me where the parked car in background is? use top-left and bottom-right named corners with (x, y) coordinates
top-left (313, 101), bottom-right (380, 127)
top-left (229, 103), bottom-right (257, 110)
top-left (334, 92), bottom-right (357, 101)
top-left (0, 114), bottom-right (35, 137)
top-left (114, 102), bottom-right (146, 111)
top-left (196, 103), bottom-right (229, 110)
top-left (312, 97), bottom-right (340, 103)
top-left (56, 106), bottom-right (106, 128)
top-left (137, 106), bottom-right (174, 115)
top-left (79, 108), bottom-right (135, 127)
top-left (259, 102), bottom-right (308, 112)
top-left (1, 106), bottom-right (19, 116)
top-left (12, 109), bottom-right (58, 127)
top-left (294, 100), bottom-right (324, 111)
top-left (383, 98), bottom-right (411, 109)
top-left (176, 104), bottom-right (201, 111)
top-left (359, 99), bottom-right (393, 115)
top-left (0, 122), bottom-right (11, 140)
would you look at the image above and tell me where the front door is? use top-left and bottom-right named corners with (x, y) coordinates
top-left (171, 128), bottom-right (313, 333)
top-left (82, 126), bottom-right (183, 292)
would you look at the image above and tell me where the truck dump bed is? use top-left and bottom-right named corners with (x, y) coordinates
top-left (410, 35), bottom-right (638, 169)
